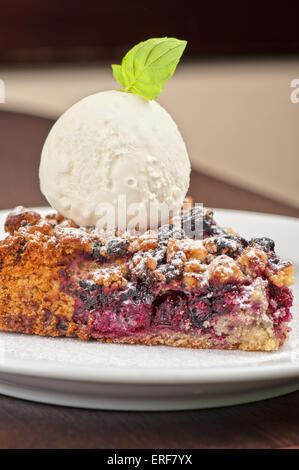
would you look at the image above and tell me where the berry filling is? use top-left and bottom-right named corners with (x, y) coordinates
top-left (60, 259), bottom-right (292, 340)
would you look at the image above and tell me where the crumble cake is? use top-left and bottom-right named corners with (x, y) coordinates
top-left (0, 203), bottom-right (293, 351)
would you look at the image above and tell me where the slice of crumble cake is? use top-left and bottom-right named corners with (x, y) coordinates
top-left (0, 204), bottom-right (293, 351)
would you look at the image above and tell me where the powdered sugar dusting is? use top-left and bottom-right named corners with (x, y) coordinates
top-left (55, 225), bottom-right (91, 243)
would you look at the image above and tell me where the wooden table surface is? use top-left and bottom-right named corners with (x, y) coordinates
top-left (0, 110), bottom-right (298, 449)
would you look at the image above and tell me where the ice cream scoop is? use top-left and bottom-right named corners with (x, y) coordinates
top-left (39, 90), bottom-right (190, 229)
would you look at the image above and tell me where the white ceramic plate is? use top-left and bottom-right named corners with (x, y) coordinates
top-left (0, 207), bottom-right (298, 410)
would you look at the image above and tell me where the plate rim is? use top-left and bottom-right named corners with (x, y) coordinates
top-left (0, 358), bottom-right (298, 384)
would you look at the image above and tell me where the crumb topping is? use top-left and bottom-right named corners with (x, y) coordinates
top-left (1, 205), bottom-right (294, 290)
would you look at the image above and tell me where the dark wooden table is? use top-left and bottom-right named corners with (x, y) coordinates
top-left (0, 110), bottom-right (298, 449)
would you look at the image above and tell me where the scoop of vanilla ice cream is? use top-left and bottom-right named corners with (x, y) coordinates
top-left (39, 90), bottom-right (190, 229)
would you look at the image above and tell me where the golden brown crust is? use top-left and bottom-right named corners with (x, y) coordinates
top-left (2, 206), bottom-right (293, 289)
top-left (101, 326), bottom-right (288, 352)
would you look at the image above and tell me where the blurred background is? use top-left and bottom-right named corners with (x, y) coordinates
top-left (0, 0), bottom-right (298, 215)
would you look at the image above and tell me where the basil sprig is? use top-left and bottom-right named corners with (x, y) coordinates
top-left (112, 37), bottom-right (187, 100)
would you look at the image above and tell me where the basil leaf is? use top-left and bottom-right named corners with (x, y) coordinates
top-left (111, 64), bottom-right (127, 88)
top-left (112, 37), bottom-right (187, 100)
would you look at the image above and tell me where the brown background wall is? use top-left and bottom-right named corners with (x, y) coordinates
top-left (1, 1), bottom-right (299, 63)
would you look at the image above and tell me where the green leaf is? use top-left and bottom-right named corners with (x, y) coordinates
top-left (112, 37), bottom-right (187, 100)
top-left (111, 64), bottom-right (126, 88)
